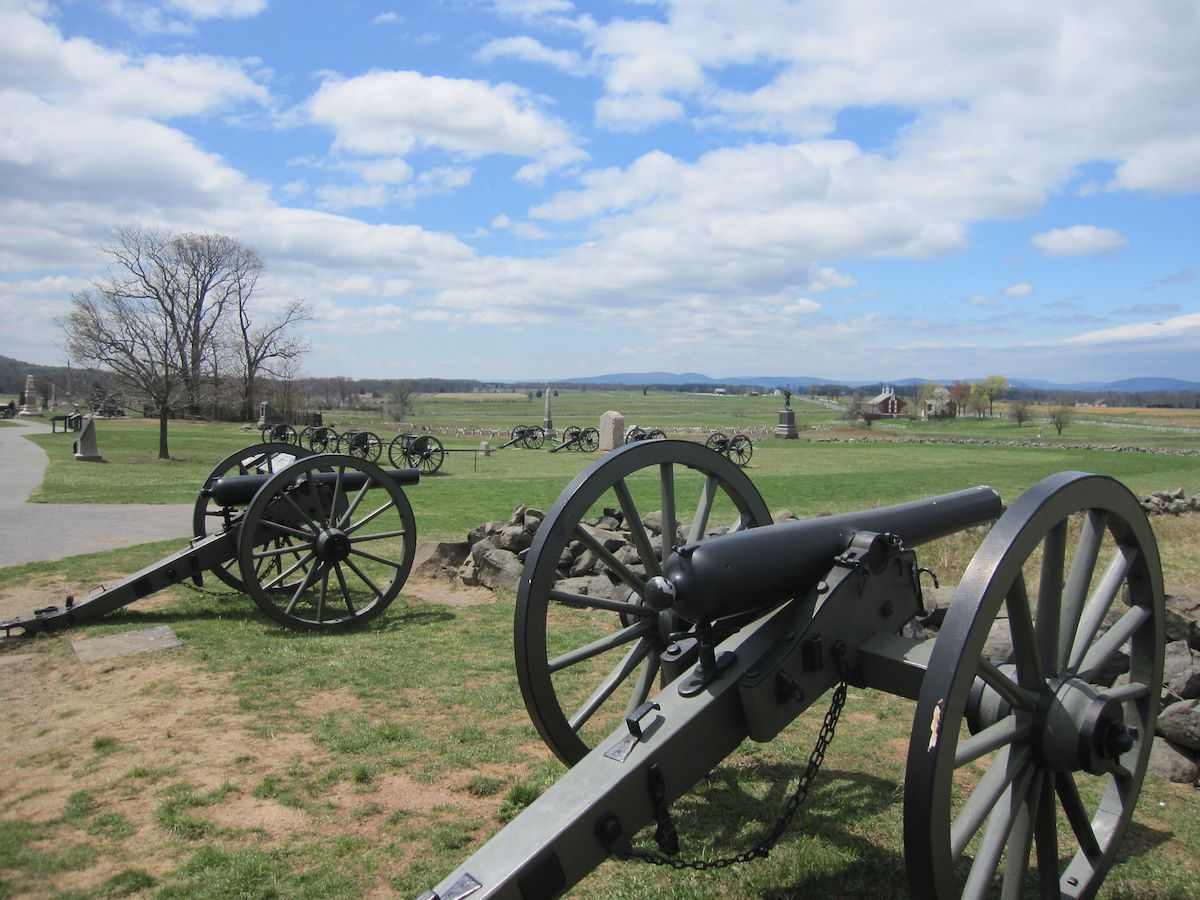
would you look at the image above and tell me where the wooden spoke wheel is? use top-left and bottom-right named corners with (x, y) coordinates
top-left (727, 434), bottom-right (753, 467)
top-left (579, 427), bottom-right (599, 452)
top-left (523, 426), bottom-right (546, 449)
top-left (406, 435), bottom-right (445, 473)
top-left (307, 426), bottom-right (338, 453)
top-left (625, 426), bottom-right (647, 442)
top-left (343, 430), bottom-right (382, 461)
top-left (236, 454), bottom-right (417, 631)
top-left (192, 443), bottom-right (314, 592)
top-left (705, 432), bottom-right (727, 451)
top-left (645, 429), bottom-right (666, 440)
top-left (515, 440), bottom-right (772, 765)
top-left (562, 426), bottom-right (582, 443)
top-left (905, 472), bottom-right (1164, 899)
top-left (511, 426), bottom-right (527, 442)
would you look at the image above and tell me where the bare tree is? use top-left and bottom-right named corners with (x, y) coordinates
top-left (63, 286), bottom-right (185, 459)
top-left (1049, 404), bottom-right (1074, 435)
top-left (229, 294), bottom-right (311, 421)
top-left (1009, 398), bottom-right (1031, 426)
top-left (61, 226), bottom-right (272, 458)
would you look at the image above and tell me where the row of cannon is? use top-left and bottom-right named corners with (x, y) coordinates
top-left (261, 423), bottom-right (446, 473)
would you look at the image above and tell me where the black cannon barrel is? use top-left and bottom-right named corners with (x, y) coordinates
top-left (662, 485), bottom-right (1002, 624)
top-left (207, 468), bottom-right (419, 508)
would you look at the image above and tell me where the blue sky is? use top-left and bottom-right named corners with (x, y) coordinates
top-left (1, 0), bottom-right (1197, 383)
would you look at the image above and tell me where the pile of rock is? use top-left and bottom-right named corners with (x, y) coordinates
top-left (1138, 488), bottom-right (1200, 516)
top-left (1153, 592), bottom-right (1200, 783)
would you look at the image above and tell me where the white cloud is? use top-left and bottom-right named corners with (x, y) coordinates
top-left (967, 294), bottom-right (997, 307)
top-left (372, 12), bottom-right (402, 26)
top-left (166, 0), bottom-right (267, 19)
top-left (308, 71), bottom-right (587, 171)
top-left (1061, 312), bottom-right (1200, 346)
top-left (1004, 282), bottom-right (1034, 297)
top-left (476, 36), bottom-right (587, 76)
top-left (1031, 226), bottom-right (1127, 257)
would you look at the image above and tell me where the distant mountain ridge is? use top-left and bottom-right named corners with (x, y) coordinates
top-left (562, 372), bottom-right (1200, 393)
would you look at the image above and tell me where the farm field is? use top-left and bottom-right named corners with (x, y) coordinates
top-left (2, 394), bottom-right (1199, 898)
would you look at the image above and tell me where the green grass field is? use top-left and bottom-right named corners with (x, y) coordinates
top-left (3, 394), bottom-right (1200, 898)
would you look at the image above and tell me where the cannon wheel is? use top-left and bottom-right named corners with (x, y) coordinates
top-left (308, 426), bottom-right (338, 453)
top-left (625, 426), bottom-right (646, 443)
top-left (343, 431), bottom-right (382, 462)
top-left (523, 426), bottom-right (546, 449)
top-left (905, 472), bottom-right (1164, 899)
top-left (511, 425), bottom-right (527, 442)
top-left (516, 440), bottom-right (772, 765)
top-left (705, 432), bottom-right (726, 450)
top-left (406, 435), bottom-right (445, 473)
top-left (562, 426), bottom-right (582, 444)
top-left (192, 443), bottom-right (316, 592)
top-left (579, 427), bottom-right (599, 452)
top-left (646, 429), bottom-right (666, 440)
top-left (727, 434), bottom-right (753, 467)
top-left (387, 434), bottom-right (414, 469)
top-left (261, 423), bottom-right (297, 444)
top-left (237, 454), bottom-right (417, 631)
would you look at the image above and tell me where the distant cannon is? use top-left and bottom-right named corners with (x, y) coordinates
top-left (625, 425), bottom-right (666, 442)
top-left (549, 426), bottom-right (599, 453)
top-left (423, 440), bottom-right (1164, 899)
top-left (389, 433), bottom-right (447, 473)
top-left (705, 431), bottom-right (753, 466)
top-left (2, 444), bottom-right (419, 637)
top-left (500, 425), bottom-right (546, 450)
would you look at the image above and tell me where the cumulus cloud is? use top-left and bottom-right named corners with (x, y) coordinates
top-left (1004, 282), bottom-right (1034, 297)
top-left (1031, 226), bottom-right (1127, 256)
top-left (308, 70), bottom-right (587, 172)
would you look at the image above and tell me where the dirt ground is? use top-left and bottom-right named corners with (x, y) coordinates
top-left (0, 575), bottom-right (499, 898)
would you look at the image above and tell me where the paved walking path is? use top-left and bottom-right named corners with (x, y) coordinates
top-left (0, 419), bottom-right (193, 568)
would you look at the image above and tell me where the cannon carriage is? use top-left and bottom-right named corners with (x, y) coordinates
top-left (549, 425), bottom-right (600, 453)
top-left (705, 430), bottom-right (753, 466)
top-left (2, 444), bottom-right (419, 637)
top-left (424, 440), bottom-right (1165, 899)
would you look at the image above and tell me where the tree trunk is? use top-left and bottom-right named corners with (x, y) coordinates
top-left (158, 409), bottom-right (170, 460)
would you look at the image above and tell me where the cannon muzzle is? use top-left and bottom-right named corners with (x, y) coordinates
top-left (660, 485), bottom-right (1001, 624)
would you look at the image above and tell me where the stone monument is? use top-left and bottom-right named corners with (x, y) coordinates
top-left (598, 411), bottom-right (624, 452)
top-left (17, 374), bottom-right (43, 417)
top-left (73, 415), bottom-right (104, 462)
top-left (542, 386), bottom-right (556, 439)
top-left (774, 388), bottom-right (798, 439)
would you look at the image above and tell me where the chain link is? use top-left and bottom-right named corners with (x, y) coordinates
top-left (618, 676), bottom-right (848, 871)
top-left (179, 579), bottom-right (240, 600)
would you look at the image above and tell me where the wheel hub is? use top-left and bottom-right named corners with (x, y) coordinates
top-left (315, 528), bottom-right (352, 563)
top-left (1032, 676), bottom-right (1134, 776)
top-left (968, 670), bottom-right (1135, 777)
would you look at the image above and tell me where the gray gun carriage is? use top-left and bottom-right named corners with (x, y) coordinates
top-left (1, 444), bottom-right (419, 637)
top-left (424, 440), bottom-right (1165, 899)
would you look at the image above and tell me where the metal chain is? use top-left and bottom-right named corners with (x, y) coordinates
top-left (618, 676), bottom-right (849, 871)
top-left (179, 580), bottom-right (240, 600)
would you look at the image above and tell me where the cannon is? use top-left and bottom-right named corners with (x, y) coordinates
top-left (1, 444), bottom-right (419, 637)
top-left (549, 426), bottom-right (599, 453)
top-left (500, 425), bottom-right (546, 450)
top-left (423, 440), bottom-right (1163, 899)
top-left (389, 433), bottom-right (447, 473)
top-left (625, 425), bottom-right (666, 442)
top-left (705, 430), bottom-right (753, 466)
